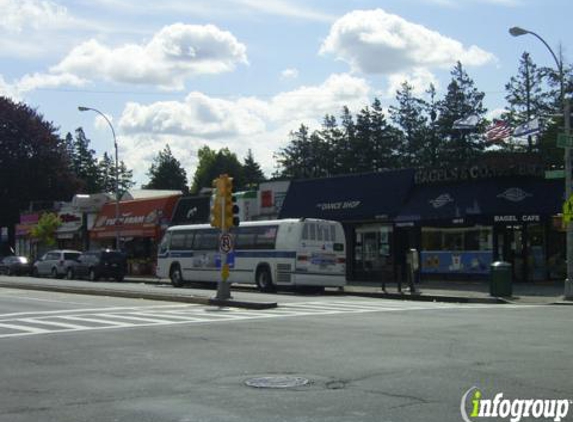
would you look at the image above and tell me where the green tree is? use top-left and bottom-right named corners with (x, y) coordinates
top-left (390, 82), bottom-right (428, 168)
top-left (30, 212), bottom-right (61, 247)
top-left (436, 62), bottom-right (488, 166)
top-left (0, 97), bottom-right (79, 247)
top-left (71, 128), bottom-right (101, 193)
top-left (145, 144), bottom-right (189, 193)
top-left (190, 146), bottom-right (245, 193)
top-left (242, 149), bottom-right (266, 188)
top-left (504, 52), bottom-right (552, 152)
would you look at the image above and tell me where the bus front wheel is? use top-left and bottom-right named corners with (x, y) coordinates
top-left (170, 265), bottom-right (184, 288)
top-left (256, 267), bottom-right (275, 293)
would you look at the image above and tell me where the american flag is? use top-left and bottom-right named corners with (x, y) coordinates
top-left (485, 120), bottom-right (512, 143)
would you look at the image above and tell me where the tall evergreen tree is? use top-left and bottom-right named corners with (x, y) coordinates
top-left (72, 128), bottom-right (101, 193)
top-left (390, 82), bottom-right (428, 168)
top-left (436, 62), bottom-right (488, 166)
top-left (145, 144), bottom-right (189, 193)
top-left (242, 149), bottom-right (266, 188)
top-left (504, 52), bottom-right (552, 152)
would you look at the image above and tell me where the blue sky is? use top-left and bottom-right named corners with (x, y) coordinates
top-left (1, 0), bottom-right (571, 185)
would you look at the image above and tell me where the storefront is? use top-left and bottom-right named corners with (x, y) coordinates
top-left (90, 195), bottom-right (180, 274)
top-left (395, 174), bottom-right (564, 282)
top-left (279, 170), bottom-right (415, 283)
top-left (279, 161), bottom-right (564, 284)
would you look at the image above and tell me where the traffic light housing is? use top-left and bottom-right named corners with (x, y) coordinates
top-left (210, 177), bottom-right (223, 229)
top-left (210, 174), bottom-right (240, 230)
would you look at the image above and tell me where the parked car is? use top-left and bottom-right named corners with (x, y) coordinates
top-left (0, 256), bottom-right (32, 276)
top-left (33, 250), bottom-right (82, 279)
top-left (70, 249), bottom-right (127, 282)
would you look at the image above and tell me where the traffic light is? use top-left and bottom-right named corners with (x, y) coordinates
top-left (210, 177), bottom-right (223, 229)
top-left (217, 174), bottom-right (240, 230)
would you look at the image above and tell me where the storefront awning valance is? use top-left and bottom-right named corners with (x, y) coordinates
top-left (279, 169), bottom-right (415, 222)
top-left (90, 195), bottom-right (180, 239)
top-left (395, 178), bottom-right (564, 225)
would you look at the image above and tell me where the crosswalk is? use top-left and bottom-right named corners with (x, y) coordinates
top-left (0, 300), bottom-right (510, 339)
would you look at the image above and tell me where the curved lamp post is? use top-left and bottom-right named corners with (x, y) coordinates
top-left (509, 26), bottom-right (573, 298)
top-left (78, 106), bottom-right (122, 250)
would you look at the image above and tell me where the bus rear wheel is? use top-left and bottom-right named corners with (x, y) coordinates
top-left (256, 267), bottom-right (275, 293)
top-left (170, 265), bottom-right (184, 288)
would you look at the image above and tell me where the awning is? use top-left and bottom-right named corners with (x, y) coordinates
top-left (395, 178), bottom-right (564, 225)
top-left (170, 196), bottom-right (211, 226)
top-left (279, 169), bottom-right (415, 222)
top-left (90, 195), bottom-right (180, 239)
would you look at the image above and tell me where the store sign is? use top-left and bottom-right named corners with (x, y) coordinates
top-left (316, 201), bottom-right (361, 211)
top-left (429, 193), bottom-right (454, 209)
top-left (496, 188), bottom-right (532, 202)
top-left (493, 215), bottom-right (541, 223)
top-left (415, 163), bottom-right (544, 185)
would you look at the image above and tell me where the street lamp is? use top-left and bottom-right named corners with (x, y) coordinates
top-left (78, 106), bottom-right (122, 251)
top-left (509, 26), bottom-right (573, 298)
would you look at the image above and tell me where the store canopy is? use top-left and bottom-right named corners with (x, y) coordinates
top-left (90, 195), bottom-right (180, 239)
top-left (395, 178), bottom-right (564, 225)
top-left (279, 169), bottom-right (415, 222)
top-left (170, 196), bottom-right (210, 226)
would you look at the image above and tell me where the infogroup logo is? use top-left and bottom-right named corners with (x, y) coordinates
top-left (461, 387), bottom-right (571, 422)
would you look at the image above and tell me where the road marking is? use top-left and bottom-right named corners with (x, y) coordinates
top-left (0, 300), bottom-right (536, 340)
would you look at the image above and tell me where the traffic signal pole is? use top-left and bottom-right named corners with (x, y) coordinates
top-left (212, 174), bottom-right (236, 302)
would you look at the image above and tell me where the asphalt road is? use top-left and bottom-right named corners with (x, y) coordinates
top-left (0, 287), bottom-right (571, 422)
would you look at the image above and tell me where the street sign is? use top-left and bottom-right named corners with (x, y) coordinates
top-left (557, 133), bottom-right (573, 148)
top-left (563, 195), bottom-right (573, 225)
top-left (219, 233), bottom-right (234, 254)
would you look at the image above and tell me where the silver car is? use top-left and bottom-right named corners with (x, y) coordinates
top-left (33, 250), bottom-right (82, 279)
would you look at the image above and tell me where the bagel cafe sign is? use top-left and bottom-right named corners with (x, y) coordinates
top-left (415, 163), bottom-right (544, 185)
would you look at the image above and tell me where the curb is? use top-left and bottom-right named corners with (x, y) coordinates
top-left (0, 281), bottom-right (278, 310)
top-left (341, 290), bottom-right (509, 304)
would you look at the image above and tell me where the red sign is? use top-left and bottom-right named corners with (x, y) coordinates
top-left (90, 195), bottom-right (180, 240)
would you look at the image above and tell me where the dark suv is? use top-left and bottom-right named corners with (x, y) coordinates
top-left (71, 249), bottom-right (127, 282)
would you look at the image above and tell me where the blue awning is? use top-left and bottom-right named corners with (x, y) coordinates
top-left (279, 169), bottom-right (415, 222)
top-left (395, 178), bottom-right (564, 225)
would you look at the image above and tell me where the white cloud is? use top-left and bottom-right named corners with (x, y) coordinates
top-left (320, 9), bottom-right (496, 74)
top-left (15, 72), bottom-right (89, 93)
top-left (384, 68), bottom-right (439, 99)
top-left (0, 0), bottom-right (73, 33)
top-left (116, 73), bottom-right (372, 183)
top-left (52, 23), bottom-right (248, 90)
top-left (281, 68), bottom-right (299, 80)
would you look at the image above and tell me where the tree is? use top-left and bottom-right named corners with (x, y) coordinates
top-left (390, 82), bottom-right (428, 168)
top-left (71, 128), bottom-right (101, 193)
top-left (30, 212), bottom-right (61, 247)
top-left (436, 62), bottom-right (488, 166)
top-left (145, 144), bottom-right (189, 193)
top-left (504, 52), bottom-right (552, 152)
top-left (242, 149), bottom-right (266, 188)
top-left (190, 146), bottom-right (245, 194)
top-left (0, 96), bottom-right (80, 247)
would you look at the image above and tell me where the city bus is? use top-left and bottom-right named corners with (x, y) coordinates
top-left (156, 218), bottom-right (347, 291)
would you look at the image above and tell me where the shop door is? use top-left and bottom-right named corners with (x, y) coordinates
top-left (496, 225), bottom-right (545, 282)
top-left (353, 226), bottom-right (391, 281)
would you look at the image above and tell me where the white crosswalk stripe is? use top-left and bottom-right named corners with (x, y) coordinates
top-left (0, 300), bottom-right (525, 339)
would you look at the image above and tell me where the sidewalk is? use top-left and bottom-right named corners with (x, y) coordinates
top-left (123, 276), bottom-right (572, 305)
top-left (0, 275), bottom-right (571, 306)
top-left (341, 279), bottom-right (572, 305)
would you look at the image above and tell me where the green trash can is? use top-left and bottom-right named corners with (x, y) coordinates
top-left (490, 261), bottom-right (512, 297)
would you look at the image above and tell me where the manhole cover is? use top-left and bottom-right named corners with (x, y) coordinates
top-left (244, 376), bottom-right (310, 389)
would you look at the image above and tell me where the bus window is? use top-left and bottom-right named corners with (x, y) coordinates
top-left (159, 232), bottom-right (171, 254)
top-left (170, 232), bottom-right (187, 250)
top-left (184, 231), bottom-right (195, 250)
top-left (195, 229), bottom-right (218, 250)
top-left (309, 224), bottom-right (316, 241)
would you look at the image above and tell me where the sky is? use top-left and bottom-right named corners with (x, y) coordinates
top-left (1, 0), bottom-right (571, 186)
